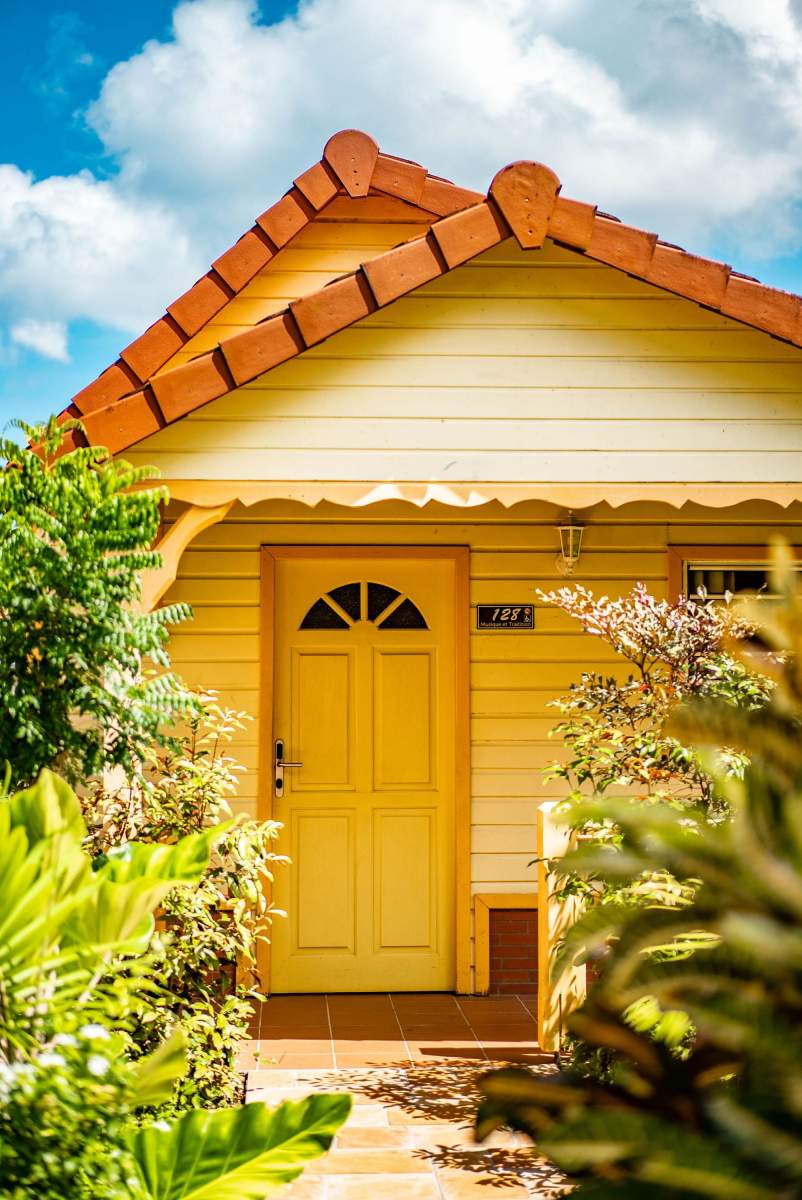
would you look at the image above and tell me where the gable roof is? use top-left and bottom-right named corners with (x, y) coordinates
top-left (64, 129), bottom-right (481, 420)
top-left (58, 130), bottom-right (802, 458)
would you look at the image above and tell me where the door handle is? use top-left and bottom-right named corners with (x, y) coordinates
top-left (274, 738), bottom-right (303, 797)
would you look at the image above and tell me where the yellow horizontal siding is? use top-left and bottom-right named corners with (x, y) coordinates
top-left (161, 500), bottom-right (802, 891)
top-left (131, 237), bottom-right (802, 486)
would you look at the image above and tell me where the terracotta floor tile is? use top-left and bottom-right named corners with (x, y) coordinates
top-left (330, 1029), bottom-right (403, 1041)
top-left (410, 1045), bottom-right (486, 1061)
top-left (400, 1020), bottom-right (464, 1033)
top-left (328, 1000), bottom-right (395, 1014)
top-left (315, 1150), bottom-right (430, 1175)
top-left (244, 995), bottom-right (565, 1198)
top-left (259, 1023), bottom-right (332, 1036)
top-left (334, 1040), bottom-right (408, 1053)
top-left (336, 1126), bottom-right (410, 1149)
top-left (326, 1177), bottom-right (439, 1199)
top-left (264, 1039), bottom-right (333, 1053)
top-left (277, 1054), bottom-right (337, 1068)
top-left (336, 1053), bottom-right (412, 1068)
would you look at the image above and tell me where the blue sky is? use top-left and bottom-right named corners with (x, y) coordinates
top-left (4, 0), bottom-right (802, 431)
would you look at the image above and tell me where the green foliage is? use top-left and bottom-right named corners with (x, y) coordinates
top-left (130, 1094), bottom-right (352, 1199)
top-left (0, 769), bottom-right (217, 1060)
top-left (0, 1025), bottom-right (144, 1199)
top-left (542, 584), bottom-right (772, 1079)
top-left (542, 582), bottom-right (769, 814)
top-left (83, 696), bottom-right (285, 1113)
top-left (0, 417), bottom-right (198, 786)
top-left (0, 1024), bottom-right (350, 1200)
top-left (0, 768), bottom-right (346, 1198)
top-left (477, 557), bottom-right (802, 1197)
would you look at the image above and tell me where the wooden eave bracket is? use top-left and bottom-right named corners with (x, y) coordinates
top-left (139, 500), bottom-right (235, 612)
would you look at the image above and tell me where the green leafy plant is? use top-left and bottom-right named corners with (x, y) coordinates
top-left (0, 417), bottom-right (198, 786)
top-left (0, 1023), bottom-right (350, 1199)
top-left (477, 558), bottom-right (802, 1198)
top-left (130, 1094), bottom-right (352, 1199)
top-left (542, 582), bottom-right (769, 817)
top-left (0, 768), bottom-right (219, 1059)
top-left (0, 769), bottom-right (348, 1198)
top-left (0, 1025), bottom-right (148, 1198)
top-left (83, 696), bottom-right (285, 1112)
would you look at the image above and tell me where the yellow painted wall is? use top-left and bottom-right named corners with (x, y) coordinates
top-left (161, 498), bottom-right (802, 907)
top-left (132, 238), bottom-right (802, 483)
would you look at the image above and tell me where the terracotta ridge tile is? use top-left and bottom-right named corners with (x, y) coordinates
top-left (419, 175), bottom-right (483, 217)
top-left (119, 315), bottom-right (187, 382)
top-left (220, 311), bottom-right (305, 386)
top-left (586, 215), bottom-right (658, 276)
top-left (81, 386), bottom-right (165, 456)
top-left (212, 226), bottom-right (274, 292)
top-left (61, 135), bottom-right (802, 458)
top-left (430, 201), bottom-right (509, 268)
top-left (647, 244), bottom-right (730, 309)
top-left (291, 269), bottom-right (377, 346)
top-left (722, 275), bottom-right (801, 342)
top-left (293, 160), bottom-right (340, 210)
top-left (167, 271), bottom-right (233, 338)
top-left (361, 232), bottom-right (447, 306)
top-left (149, 349), bottom-right (232, 422)
top-left (548, 197), bottom-right (597, 251)
top-left (371, 153), bottom-right (428, 206)
top-left (489, 161), bottom-right (561, 249)
top-left (71, 360), bottom-right (142, 415)
top-left (256, 187), bottom-right (312, 248)
top-left (324, 129), bottom-right (380, 197)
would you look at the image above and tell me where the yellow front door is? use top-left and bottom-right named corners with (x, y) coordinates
top-left (267, 549), bottom-right (457, 992)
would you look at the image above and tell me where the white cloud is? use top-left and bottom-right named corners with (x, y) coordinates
top-left (10, 319), bottom-right (70, 362)
top-left (5, 0), bottom-right (802, 364)
top-left (0, 164), bottom-right (200, 335)
top-left (81, 0), bottom-right (802, 251)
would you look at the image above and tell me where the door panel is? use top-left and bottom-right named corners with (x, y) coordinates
top-left (292, 650), bottom-right (354, 789)
top-left (374, 808), bottom-right (435, 949)
top-left (373, 650), bottom-right (435, 789)
top-left (293, 810), bottom-right (355, 951)
top-left (269, 551), bottom-right (456, 992)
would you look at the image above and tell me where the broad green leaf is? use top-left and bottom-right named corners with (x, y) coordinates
top-left (130, 1031), bottom-right (187, 1108)
top-left (7, 768), bottom-right (87, 844)
top-left (131, 1094), bottom-right (351, 1199)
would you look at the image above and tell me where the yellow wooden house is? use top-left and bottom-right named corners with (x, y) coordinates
top-left (57, 130), bottom-right (802, 1027)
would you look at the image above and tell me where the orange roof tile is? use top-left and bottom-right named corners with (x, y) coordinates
top-left (61, 131), bottom-right (802, 457)
top-left (67, 129), bottom-right (483, 419)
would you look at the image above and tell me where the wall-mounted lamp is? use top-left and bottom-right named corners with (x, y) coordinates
top-left (555, 513), bottom-right (584, 576)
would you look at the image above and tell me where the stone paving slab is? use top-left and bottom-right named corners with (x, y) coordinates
top-left (244, 993), bottom-right (570, 1198)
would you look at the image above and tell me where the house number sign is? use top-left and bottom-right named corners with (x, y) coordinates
top-left (476, 604), bottom-right (535, 630)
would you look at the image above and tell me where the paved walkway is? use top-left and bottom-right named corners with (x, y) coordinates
top-left (241, 993), bottom-right (568, 1198)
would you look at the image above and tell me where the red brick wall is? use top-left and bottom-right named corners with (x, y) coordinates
top-left (488, 907), bottom-right (538, 995)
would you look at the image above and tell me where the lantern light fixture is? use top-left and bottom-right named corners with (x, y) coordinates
top-left (555, 512), bottom-right (584, 576)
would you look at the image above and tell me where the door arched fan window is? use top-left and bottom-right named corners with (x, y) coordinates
top-left (300, 581), bottom-right (428, 630)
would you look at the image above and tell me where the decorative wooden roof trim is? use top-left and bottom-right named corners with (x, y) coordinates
top-left (67, 130), bottom-right (483, 420)
top-left (62, 145), bottom-right (802, 458)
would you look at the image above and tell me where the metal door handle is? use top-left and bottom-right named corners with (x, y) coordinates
top-left (275, 738), bottom-right (303, 797)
